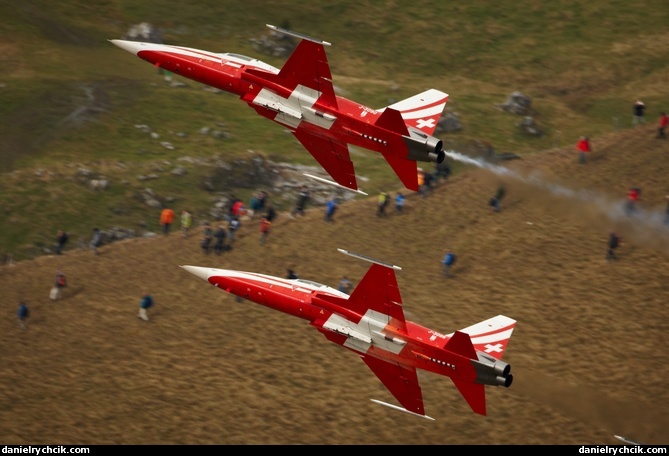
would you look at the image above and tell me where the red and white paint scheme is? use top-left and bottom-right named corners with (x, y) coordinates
top-left (180, 249), bottom-right (515, 419)
top-left (110, 24), bottom-right (449, 192)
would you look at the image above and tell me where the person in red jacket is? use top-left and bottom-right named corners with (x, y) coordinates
top-left (658, 112), bottom-right (668, 139)
top-left (625, 187), bottom-right (640, 216)
top-left (576, 136), bottom-right (591, 164)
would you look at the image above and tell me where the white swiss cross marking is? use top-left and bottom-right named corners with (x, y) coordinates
top-left (484, 343), bottom-right (503, 353)
top-left (415, 118), bottom-right (436, 130)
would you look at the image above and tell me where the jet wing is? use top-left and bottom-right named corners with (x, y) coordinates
top-left (346, 263), bottom-right (407, 332)
top-left (362, 355), bottom-right (425, 416)
top-left (276, 39), bottom-right (337, 109)
top-left (245, 37), bottom-right (338, 109)
top-left (292, 129), bottom-right (358, 191)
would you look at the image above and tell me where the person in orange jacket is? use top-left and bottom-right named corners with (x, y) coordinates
top-left (160, 207), bottom-right (175, 235)
top-left (259, 216), bottom-right (271, 245)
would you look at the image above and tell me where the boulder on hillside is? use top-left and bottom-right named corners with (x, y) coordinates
top-left (500, 91), bottom-right (532, 115)
top-left (124, 23), bottom-right (162, 43)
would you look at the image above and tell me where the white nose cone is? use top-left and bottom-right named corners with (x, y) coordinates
top-left (180, 265), bottom-right (212, 282)
top-left (109, 39), bottom-right (147, 55)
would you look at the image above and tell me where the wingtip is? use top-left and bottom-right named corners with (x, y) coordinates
top-left (370, 399), bottom-right (435, 420)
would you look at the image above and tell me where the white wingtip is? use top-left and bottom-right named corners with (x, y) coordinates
top-left (370, 399), bottom-right (435, 420)
top-left (303, 173), bottom-right (367, 195)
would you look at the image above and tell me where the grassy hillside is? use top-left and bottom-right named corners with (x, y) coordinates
top-left (1, 0), bottom-right (669, 261)
top-left (3, 3), bottom-right (668, 445)
top-left (1, 124), bottom-right (668, 444)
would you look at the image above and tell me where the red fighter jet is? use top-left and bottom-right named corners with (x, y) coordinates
top-left (110, 24), bottom-right (449, 194)
top-left (181, 249), bottom-right (516, 419)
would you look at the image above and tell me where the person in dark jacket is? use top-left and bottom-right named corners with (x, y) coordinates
top-left (607, 232), bottom-right (621, 261)
top-left (17, 301), bottom-right (29, 331)
top-left (265, 205), bottom-right (277, 223)
top-left (138, 292), bottom-right (154, 321)
top-left (632, 100), bottom-right (645, 126)
top-left (213, 225), bottom-right (227, 255)
top-left (201, 223), bottom-right (213, 254)
top-left (489, 184), bottom-right (506, 212)
top-left (90, 228), bottom-right (102, 255)
top-left (292, 185), bottom-right (309, 217)
top-left (55, 230), bottom-right (68, 255)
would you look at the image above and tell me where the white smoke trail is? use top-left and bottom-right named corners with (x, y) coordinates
top-left (443, 150), bottom-right (669, 242)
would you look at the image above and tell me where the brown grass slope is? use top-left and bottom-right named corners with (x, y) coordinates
top-left (1, 125), bottom-right (668, 445)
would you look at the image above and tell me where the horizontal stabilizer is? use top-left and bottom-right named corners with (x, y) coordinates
top-left (382, 152), bottom-right (419, 192)
top-left (363, 356), bottom-right (425, 416)
top-left (451, 378), bottom-right (487, 416)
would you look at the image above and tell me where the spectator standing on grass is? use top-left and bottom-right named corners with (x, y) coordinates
top-left (292, 185), bottom-right (309, 217)
top-left (417, 168), bottom-right (426, 197)
top-left (633, 100), bottom-right (646, 126)
top-left (395, 192), bottom-right (405, 214)
top-left (607, 232), bottom-right (621, 261)
top-left (160, 207), bottom-right (175, 235)
top-left (17, 301), bottom-right (29, 331)
top-left (265, 205), bottom-right (277, 223)
top-left (377, 191), bottom-right (389, 217)
top-left (180, 209), bottom-right (192, 238)
top-left (50, 270), bottom-right (67, 300)
top-left (489, 184), bottom-right (506, 212)
top-left (249, 191), bottom-right (268, 218)
top-left (337, 276), bottom-right (353, 294)
top-left (231, 199), bottom-right (246, 219)
top-left (90, 228), bottom-right (102, 255)
top-left (657, 112), bottom-right (668, 139)
top-left (435, 162), bottom-right (451, 184)
top-left (213, 224), bottom-right (227, 255)
top-left (201, 223), bottom-right (213, 254)
top-left (228, 217), bottom-right (240, 244)
top-left (324, 196), bottom-right (337, 222)
top-left (259, 216), bottom-right (271, 245)
top-left (55, 230), bottom-right (68, 255)
top-left (287, 269), bottom-right (299, 280)
top-left (138, 292), bottom-right (154, 321)
top-left (441, 249), bottom-right (457, 277)
top-left (575, 136), bottom-right (591, 164)
top-left (625, 187), bottom-right (640, 216)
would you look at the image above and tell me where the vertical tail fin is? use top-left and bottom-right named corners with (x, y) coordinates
top-left (453, 315), bottom-right (516, 360)
top-left (380, 89), bottom-right (448, 136)
top-left (375, 90), bottom-right (448, 192)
